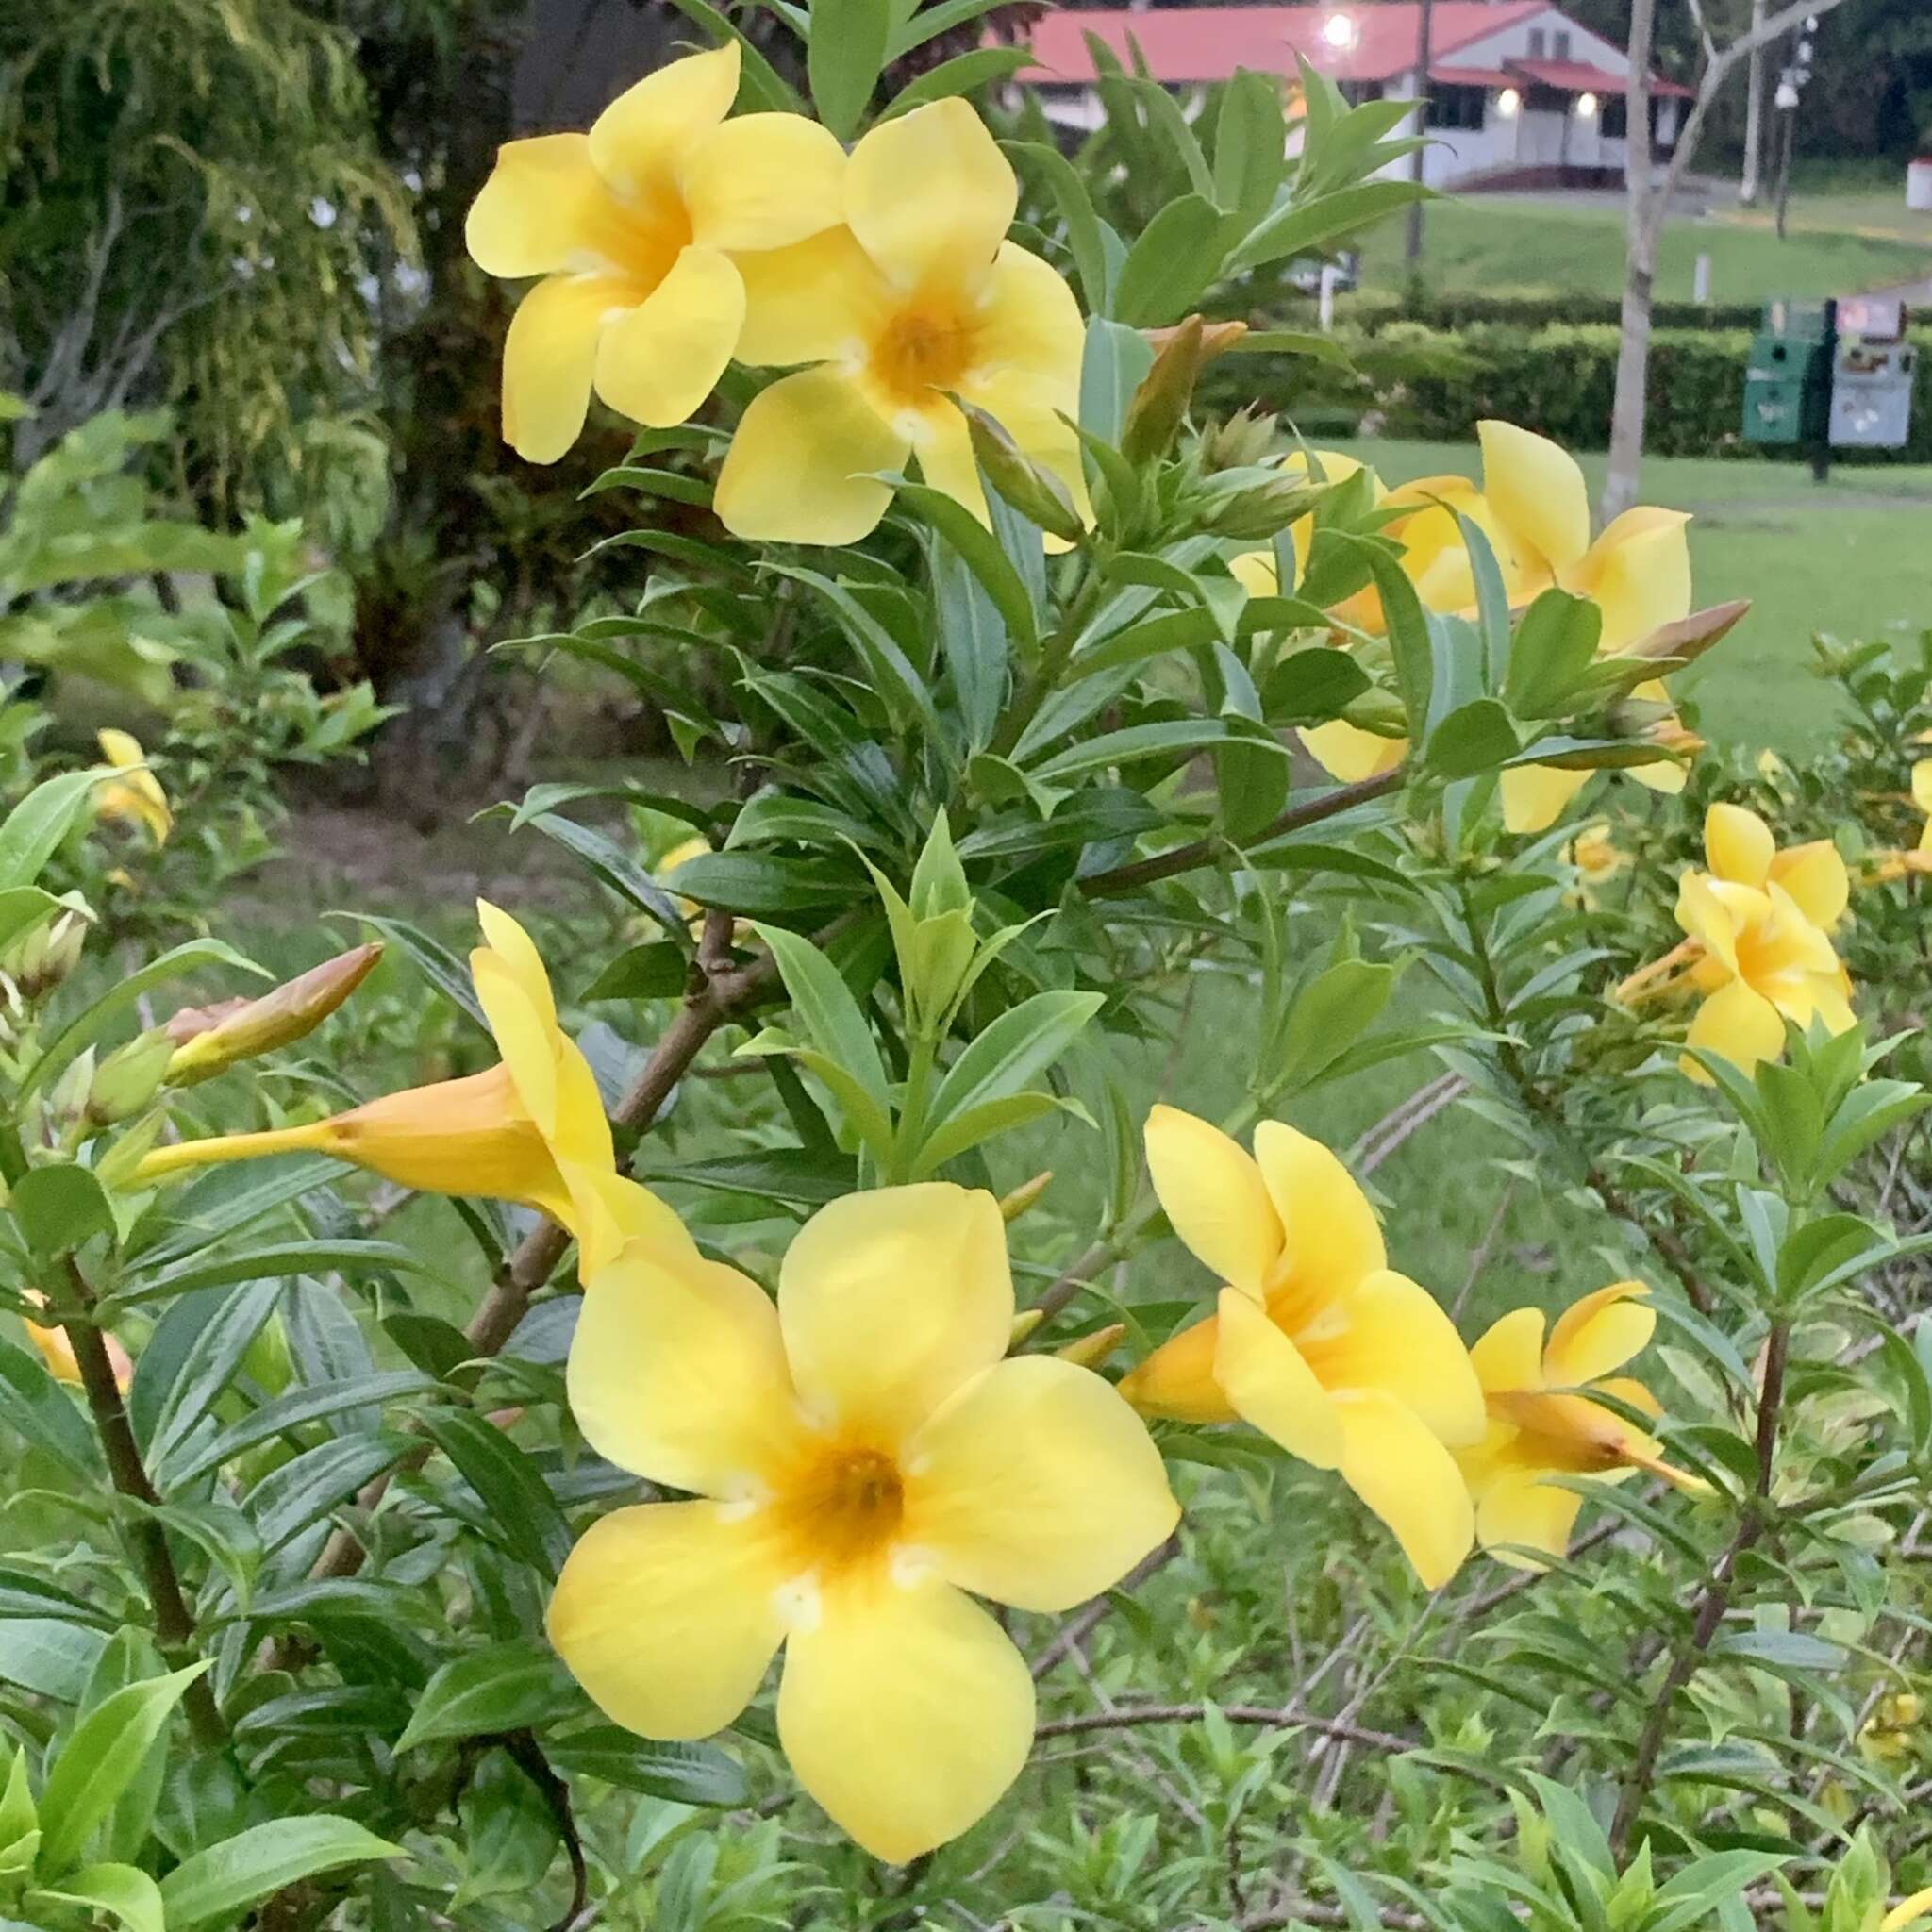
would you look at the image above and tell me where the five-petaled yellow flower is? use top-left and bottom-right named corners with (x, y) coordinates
top-left (1117, 1107), bottom-right (1484, 1589)
top-left (1456, 1282), bottom-right (1702, 1569)
top-left (134, 904), bottom-right (681, 1273)
top-left (548, 1184), bottom-right (1178, 1862)
top-left (715, 99), bottom-right (1085, 544)
top-left (466, 42), bottom-right (844, 462)
top-left (93, 729), bottom-right (172, 846)
top-left (1619, 803), bottom-right (1854, 1080)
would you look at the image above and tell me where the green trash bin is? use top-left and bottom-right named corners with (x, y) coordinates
top-left (1743, 299), bottom-right (1837, 447)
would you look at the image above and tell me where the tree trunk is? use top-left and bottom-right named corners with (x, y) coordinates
top-left (1603, 0), bottom-right (1658, 525)
top-left (1740, 0), bottom-right (1767, 204)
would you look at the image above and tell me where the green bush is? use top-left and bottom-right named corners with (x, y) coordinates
top-left (1335, 287), bottom-right (1767, 332)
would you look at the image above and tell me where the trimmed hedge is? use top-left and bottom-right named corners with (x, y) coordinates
top-left (1251, 319), bottom-right (1932, 463)
top-left (1331, 288), bottom-right (1767, 332)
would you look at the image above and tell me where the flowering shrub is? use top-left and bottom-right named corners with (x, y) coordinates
top-left (0, 18), bottom-right (1928, 1932)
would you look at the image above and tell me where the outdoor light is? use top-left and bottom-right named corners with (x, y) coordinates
top-left (1774, 78), bottom-right (1799, 108)
top-left (1321, 11), bottom-right (1357, 51)
top-left (1496, 86), bottom-right (1521, 117)
top-left (1576, 91), bottom-right (1599, 117)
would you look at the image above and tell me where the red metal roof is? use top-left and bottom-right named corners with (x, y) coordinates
top-left (1509, 56), bottom-right (1622, 91)
top-left (1430, 62), bottom-right (1517, 87)
top-left (1021, 3), bottom-right (1545, 86)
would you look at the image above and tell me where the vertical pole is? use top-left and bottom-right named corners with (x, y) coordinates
top-left (1405, 0), bottom-right (1434, 270)
top-left (1740, 0), bottom-right (1767, 203)
top-left (1693, 251), bottom-right (1711, 303)
top-left (1319, 264), bottom-right (1339, 329)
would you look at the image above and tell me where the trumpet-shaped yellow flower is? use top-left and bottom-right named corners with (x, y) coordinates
top-left (133, 905), bottom-right (685, 1273)
top-left (93, 730), bottom-right (171, 846)
top-left (714, 99), bottom-right (1085, 544)
top-left (466, 42), bottom-right (845, 463)
top-left (548, 1185), bottom-right (1177, 1861)
top-left (1455, 1282), bottom-right (1701, 1569)
top-left (1617, 804), bottom-right (1854, 1080)
top-left (1117, 1107), bottom-right (1484, 1588)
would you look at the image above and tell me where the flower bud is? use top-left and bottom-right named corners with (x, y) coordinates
top-left (960, 405), bottom-right (1085, 542)
top-left (1198, 407), bottom-right (1279, 475)
top-left (1008, 1307), bottom-right (1045, 1349)
top-left (1053, 1322), bottom-right (1125, 1371)
top-left (165, 942), bottom-right (383, 1086)
top-left (95, 1110), bottom-right (167, 1191)
top-left (1198, 475), bottom-right (1327, 541)
top-left (89, 1029), bottom-right (175, 1125)
top-left (0, 974), bottom-right (25, 1053)
top-left (0, 908), bottom-right (89, 1001)
top-left (997, 1171), bottom-right (1053, 1224)
top-left (1123, 316), bottom-right (1248, 466)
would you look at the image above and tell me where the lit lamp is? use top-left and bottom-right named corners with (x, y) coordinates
top-left (1321, 10), bottom-right (1357, 51)
top-left (1497, 87), bottom-right (1521, 117)
top-left (1575, 91), bottom-right (1599, 117)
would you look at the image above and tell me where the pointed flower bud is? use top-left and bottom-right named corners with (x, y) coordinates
top-left (165, 943), bottom-right (383, 1086)
top-left (89, 1029), bottom-right (175, 1125)
top-left (0, 908), bottom-right (89, 1002)
top-left (997, 1170), bottom-right (1053, 1224)
top-left (959, 404), bottom-right (1086, 542)
top-left (1054, 1322), bottom-right (1126, 1371)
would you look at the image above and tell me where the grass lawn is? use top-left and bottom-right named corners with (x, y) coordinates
top-left (1329, 435), bottom-right (1932, 752)
top-left (1354, 188), bottom-right (1932, 306)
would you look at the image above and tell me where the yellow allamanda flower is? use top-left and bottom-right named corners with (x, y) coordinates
top-left (1620, 804), bottom-right (1853, 1081)
top-left (93, 729), bottom-right (172, 846)
top-left (1867, 759), bottom-right (1932, 882)
top-left (1564, 821), bottom-right (1629, 907)
top-left (23, 1291), bottom-right (133, 1392)
top-left (548, 1184), bottom-right (1177, 1861)
top-left (134, 905), bottom-right (684, 1273)
top-left (466, 42), bottom-right (845, 463)
top-left (1117, 1106), bottom-right (1484, 1589)
top-left (1456, 1282), bottom-right (1703, 1570)
top-left (714, 99), bottom-right (1085, 544)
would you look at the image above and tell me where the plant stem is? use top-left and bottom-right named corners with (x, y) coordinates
top-left (1078, 765), bottom-right (1404, 899)
top-left (1608, 1318), bottom-right (1789, 1853)
top-left (58, 1258), bottom-right (225, 1747)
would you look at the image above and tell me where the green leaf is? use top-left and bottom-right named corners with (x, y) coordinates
top-left (1110, 193), bottom-right (1230, 327)
top-left (1079, 317), bottom-right (1154, 445)
top-left (1278, 957), bottom-right (1402, 1091)
top-left (27, 1864), bottom-right (162, 1932)
top-left (1425, 698), bottom-right (1521, 778)
top-left (582, 941), bottom-right (689, 1001)
top-left (244, 1432), bottom-right (413, 1550)
top-left (1213, 70), bottom-right (1286, 224)
top-left (0, 887), bottom-right (60, 957)
top-left (0, 1338), bottom-right (104, 1479)
top-left (0, 1621), bottom-right (108, 1701)
top-left (931, 542), bottom-right (1008, 751)
top-left (548, 1728), bottom-right (749, 1804)
top-left (500, 811), bottom-right (691, 940)
top-left (158, 1819), bottom-right (400, 1931)
top-left (1226, 177), bottom-right (1427, 273)
top-left (39, 1664), bottom-right (210, 1875)
top-left (325, 911), bottom-right (488, 1033)
top-left (633, 1145), bottom-right (857, 1206)
top-left (890, 482), bottom-right (1040, 650)
top-left (0, 766), bottom-right (110, 891)
top-left (808, 0), bottom-right (891, 137)
top-left (395, 1640), bottom-right (581, 1751)
top-left (145, 1278), bottom-right (284, 1484)
top-left (8, 1164), bottom-right (114, 1257)
top-left (1004, 141), bottom-right (1110, 311)
top-left (163, 1372), bottom-right (436, 1490)
top-left (1504, 590), bottom-right (1603, 719)
top-left (420, 1408), bottom-right (573, 1579)
top-left (923, 991), bottom-right (1101, 1139)
top-left (913, 1091), bottom-right (1091, 1175)
top-left (21, 940), bottom-right (268, 1099)
top-left (116, 1237), bottom-right (435, 1308)
top-left (750, 923), bottom-right (890, 1109)
top-left (880, 44), bottom-right (1029, 117)
top-left (665, 850), bottom-right (857, 918)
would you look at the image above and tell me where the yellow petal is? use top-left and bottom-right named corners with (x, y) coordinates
top-left (715, 366), bottom-right (907, 544)
top-left (846, 98), bottom-right (1016, 289)
top-left (974, 242), bottom-right (1085, 385)
top-left (1880, 1890), bottom-right (1932, 1932)
top-left (902, 1356), bottom-right (1178, 1613)
top-left (590, 42), bottom-right (739, 204)
top-left (471, 951), bottom-right (560, 1140)
top-left (778, 1573), bottom-right (1032, 1862)
top-left (1768, 841), bottom-right (1848, 932)
top-left (1675, 871), bottom-right (1743, 974)
top-left (475, 901), bottom-right (557, 1024)
top-left (1470, 1307), bottom-right (1547, 1394)
top-left (1473, 1466), bottom-right (1584, 1571)
top-left (1142, 1105), bottom-right (1281, 1296)
top-left (97, 727), bottom-right (142, 772)
top-left (1299, 720), bottom-right (1407, 783)
top-left (1250, 1121), bottom-right (1386, 1303)
top-left (566, 1168), bottom-right (695, 1279)
top-left (1231, 550), bottom-right (1277, 598)
top-left (467, 134), bottom-right (633, 278)
top-left (1333, 1389), bottom-right (1474, 1589)
top-left (1546, 1281), bottom-right (1655, 1385)
top-left (1213, 1286), bottom-right (1344, 1469)
top-left (1501, 763), bottom-right (1591, 835)
top-left (548, 1499), bottom-right (784, 1739)
top-left (1913, 760), bottom-right (1932, 816)
top-left (1116, 1310), bottom-right (1236, 1425)
top-left (1705, 802), bottom-right (1774, 889)
top-left (568, 1244), bottom-right (804, 1493)
top-left (501, 274), bottom-right (641, 464)
top-left (778, 1184), bottom-right (1011, 1441)
top-left (733, 225), bottom-right (885, 367)
top-left (1476, 421), bottom-right (1590, 575)
top-left (1628, 752), bottom-right (1690, 796)
top-left (1313, 1270), bottom-right (1485, 1446)
top-left (1567, 506), bottom-right (1691, 652)
top-left (1684, 976), bottom-right (1787, 1081)
top-left (681, 112), bottom-right (845, 252)
top-left (594, 244), bottom-right (744, 427)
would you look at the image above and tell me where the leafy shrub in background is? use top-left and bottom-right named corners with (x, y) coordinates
top-left (0, 11), bottom-right (1927, 1932)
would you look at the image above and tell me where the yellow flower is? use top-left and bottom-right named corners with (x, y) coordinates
top-left (1117, 1106), bottom-right (1484, 1589)
top-left (93, 730), bottom-right (172, 845)
top-left (1858, 1689), bottom-right (1922, 1764)
top-left (1562, 820), bottom-right (1628, 908)
top-left (133, 905), bottom-right (684, 1273)
top-left (1704, 799), bottom-right (1850, 930)
top-left (714, 99), bottom-right (1085, 544)
top-left (1456, 1282), bottom-right (1702, 1569)
top-left (466, 42), bottom-right (845, 463)
top-left (23, 1292), bottom-right (133, 1392)
top-left (547, 1184), bottom-right (1177, 1861)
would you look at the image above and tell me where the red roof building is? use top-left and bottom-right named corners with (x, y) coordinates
top-left (1016, 2), bottom-right (1691, 190)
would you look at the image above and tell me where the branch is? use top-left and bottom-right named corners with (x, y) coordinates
top-left (1077, 765), bottom-right (1405, 899)
top-left (58, 1260), bottom-right (225, 1748)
